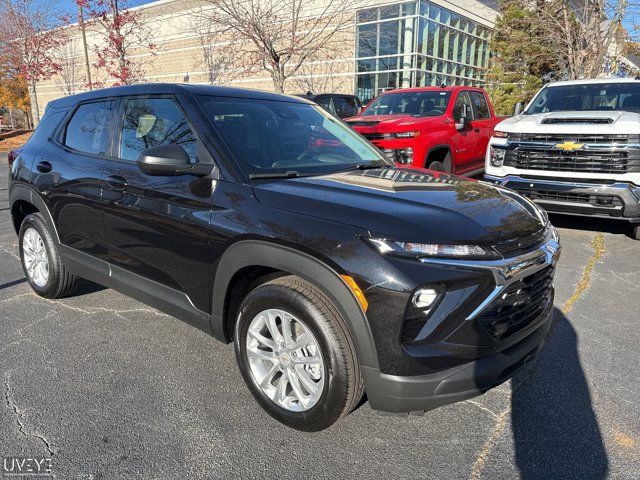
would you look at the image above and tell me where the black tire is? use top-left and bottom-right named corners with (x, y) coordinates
top-left (427, 152), bottom-right (452, 173)
top-left (18, 213), bottom-right (78, 298)
top-left (234, 275), bottom-right (364, 431)
top-left (630, 224), bottom-right (640, 241)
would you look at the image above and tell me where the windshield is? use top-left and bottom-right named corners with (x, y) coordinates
top-left (526, 83), bottom-right (640, 114)
top-left (362, 91), bottom-right (451, 117)
top-left (197, 96), bottom-right (388, 177)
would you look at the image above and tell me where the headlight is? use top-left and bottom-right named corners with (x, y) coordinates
top-left (395, 131), bottom-right (420, 138)
top-left (364, 238), bottom-right (492, 259)
top-left (490, 146), bottom-right (506, 167)
top-left (493, 130), bottom-right (509, 138)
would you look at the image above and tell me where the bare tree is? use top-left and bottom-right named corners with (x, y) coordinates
top-left (291, 43), bottom-right (350, 93)
top-left (189, 13), bottom-right (244, 85)
top-left (200, 0), bottom-right (362, 93)
top-left (54, 37), bottom-right (83, 96)
top-left (536, 0), bottom-right (636, 79)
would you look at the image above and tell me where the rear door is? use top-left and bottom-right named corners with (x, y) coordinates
top-left (100, 94), bottom-right (214, 312)
top-left (450, 90), bottom-right (478, 171)
top-left (468, 91), bottom-right (494, 170)
top-left (32, 99), bottom-right (116, 261)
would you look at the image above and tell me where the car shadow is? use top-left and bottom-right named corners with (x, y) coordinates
top-left (0, 278), bottom-right (27, 290)
top-left (511, 308), bottom-right (608, 479)
top-left (549, 213), bottom-right (630, 237)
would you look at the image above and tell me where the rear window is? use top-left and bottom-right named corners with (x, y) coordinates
top-left (64, 101), bottom-right (114, 155)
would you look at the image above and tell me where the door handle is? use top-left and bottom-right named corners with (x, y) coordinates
top-left (474, 128), bottom-right (481, 133)
top-left (105, 175), bottom-right (128, 190)
top-left (36, 160), bottom-right (52, 173)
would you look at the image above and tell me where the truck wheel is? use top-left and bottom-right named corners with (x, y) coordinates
top-left (630, 224), bottom-right (640, 241)
top-left (427, 151), bottom-right (452, 173)
top-left (18, 213), bottom-right (78, 298)
top-left (234, 275), bottom-right (364, 431)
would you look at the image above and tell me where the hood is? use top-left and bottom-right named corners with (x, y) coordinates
top-left (346, 114), bottom-right (437, 130)
top-left (253, 167), bottom-right (545, 246)
top-left (497, 111), bottom-right (640, 136)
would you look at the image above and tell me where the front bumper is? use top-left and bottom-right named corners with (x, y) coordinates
top-left (362, 235), bottom-right (560, 414)
top-left (485, 174), bottom-right (640, 222)
top-left (363, 305), bottom-right (553, 414)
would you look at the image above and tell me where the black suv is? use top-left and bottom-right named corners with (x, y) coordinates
top-left (295, 92), bottom-right (362, 118)
top-left (9, 84), bottom-right (560, 431)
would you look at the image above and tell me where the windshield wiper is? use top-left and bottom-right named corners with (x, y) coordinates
top-left (336, 161), bottom-right (390, 173)
top-left (248, 171), bottom-right (305, 180)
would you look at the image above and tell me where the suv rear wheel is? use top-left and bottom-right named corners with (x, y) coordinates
top-left (234, 275), bottom-right (364, 431)
top-left (19, 213), bottom-right (78, 298)
top-left (631, 224), bottom-right (640, 241)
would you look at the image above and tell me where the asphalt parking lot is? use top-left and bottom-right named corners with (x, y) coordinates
top-left (1, 158), bottom-right (639, 480)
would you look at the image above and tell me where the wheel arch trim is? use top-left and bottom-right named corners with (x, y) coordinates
top-left (212, 240), bottom-right (380, 369)
top-left (9, 184), bottom-right (60, 242)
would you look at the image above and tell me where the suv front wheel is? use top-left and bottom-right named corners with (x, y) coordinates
top-left (234, 275), bottom-right (364, 431)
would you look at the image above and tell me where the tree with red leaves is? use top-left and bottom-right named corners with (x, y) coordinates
top-left (78, 0), bottom-right (155, 86)
top-left (0, 0), bottom-right (66, 126)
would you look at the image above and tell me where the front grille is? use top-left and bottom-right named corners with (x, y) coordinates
top-left (478, 266), bottom-right (554, 340)
top-left (524, 190), bottom-right (623, 208)
top-left (493, 228), bottom-right (547, 258)
top-left (504, 134), bottom-right (640, 174)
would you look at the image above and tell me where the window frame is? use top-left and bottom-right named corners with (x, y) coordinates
top-left (452, 90), bottom-right (474, 120)
top-left (55, 98), bottom-right (120, 159)
top-left (468, 90), bottom-right (491, 119)
top-left (113, 94), bottom-right (203, 164)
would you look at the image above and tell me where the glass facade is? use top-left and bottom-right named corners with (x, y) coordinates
top-left (355, 1), bottom-right (491, 102)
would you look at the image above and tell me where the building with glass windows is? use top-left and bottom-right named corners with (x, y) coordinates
top-left (355, 1), bottom-right (496, 103)
top-left (35, 0), bottom-right (499, 109)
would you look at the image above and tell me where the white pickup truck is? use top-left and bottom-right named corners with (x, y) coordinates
top-left (484, 78), bottom-right (640, 239)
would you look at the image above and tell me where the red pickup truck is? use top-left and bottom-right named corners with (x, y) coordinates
top-left (345, 86), bottom-right (502, 176)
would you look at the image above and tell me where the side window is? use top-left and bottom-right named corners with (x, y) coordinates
top-left (315, 96), bottom-right (334, 114)
top-left (64, 101), bottom-right (114, 155)
top-left (469, 91), bottom-right (490, 119)
top-left (453, 92), bottom-right (473, 120)
top-left (333, 97), bottom-right (358, 118)
top-left (120, 97), bottom-right (197, 162)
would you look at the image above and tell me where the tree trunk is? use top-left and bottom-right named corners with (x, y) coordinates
top-left (28, 79), bottom-right (40, 128)
top-left (271, 68), bottom-right (286, 93)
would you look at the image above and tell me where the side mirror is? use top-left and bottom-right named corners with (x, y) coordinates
top-left (514, 101), bottom-right (524, 116)
top-left (136, 144), bottom-right (211, 177)
top-left (455, 104), bottom-right (471, 130)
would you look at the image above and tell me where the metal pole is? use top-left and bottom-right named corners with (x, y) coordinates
top-left (78, 3), bottom-right (93, 90)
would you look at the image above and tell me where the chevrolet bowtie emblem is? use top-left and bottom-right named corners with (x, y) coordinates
top-left (555, 141), bottom-right (584, 151)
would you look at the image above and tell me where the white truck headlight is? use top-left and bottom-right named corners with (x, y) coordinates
top-left (490, 146), bottom-right (506, 167)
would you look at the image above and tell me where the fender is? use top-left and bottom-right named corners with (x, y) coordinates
top-left (212, 240), bottom-right (380, 370)
top-left (425, 143), bottom-right (453, 165)
top-left (9, 183), bottom-right (60, 243)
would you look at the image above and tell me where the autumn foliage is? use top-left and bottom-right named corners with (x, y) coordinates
top-left (78, 0), bottom-right (156, 86)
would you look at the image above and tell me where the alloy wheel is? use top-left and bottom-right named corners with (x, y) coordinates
top-left (22, 227), bottom-right (49, 288)
top-left (245, 308), bottom-right (325, 412)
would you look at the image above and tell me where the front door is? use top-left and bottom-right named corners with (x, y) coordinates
top-left (100, 95), bottom-right (214, 312)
